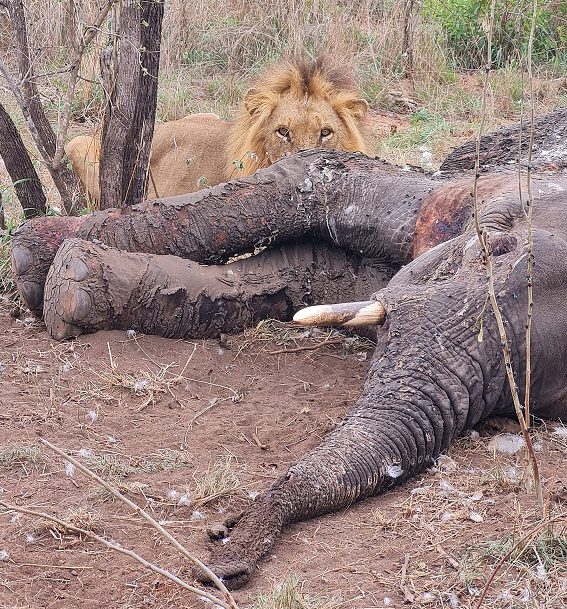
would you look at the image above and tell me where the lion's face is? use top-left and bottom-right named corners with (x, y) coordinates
top-left (257, 93), bottom-right (368, 165)
top-left (226, 58), bottom-right (371, 177)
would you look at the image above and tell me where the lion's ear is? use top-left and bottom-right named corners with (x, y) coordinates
top-left (342, 98), bottom-right (369, 119)
top-left (244, 87), bottom-right (273, 116)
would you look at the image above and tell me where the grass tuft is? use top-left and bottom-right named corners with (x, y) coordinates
top-left (0, 444), bottom-right (41, 471)
top-left (192, 456), bottom-right (242, 507)
top-left (485, 529), bottom-right (567, 571)
top-left (251, 576), bottom-right (342, 609)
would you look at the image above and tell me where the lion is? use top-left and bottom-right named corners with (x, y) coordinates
top-left (65, 57), bottom-right (371, 202)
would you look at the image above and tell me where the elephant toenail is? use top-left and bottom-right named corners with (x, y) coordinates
top-left (11, 246), bottom-right (34, 274)
top-left (60, 288), bottom-right (92, 322)
top-left (61, 258), bottom-right (89, 281)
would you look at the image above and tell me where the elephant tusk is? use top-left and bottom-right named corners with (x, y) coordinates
top-left (293, 300), bottom-right (386, 327)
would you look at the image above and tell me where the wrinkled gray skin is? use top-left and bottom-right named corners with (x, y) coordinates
top-left (10, 108), bottom-right (567, 589)
top-left (196, 146), bottom-right (567, 588)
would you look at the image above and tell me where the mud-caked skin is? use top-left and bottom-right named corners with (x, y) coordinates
top-left (194, 185), bottom-right (567, 589)
top-left (11, 151), bottom-right (431, 318)
top-left (9, 109), bottom-right (567, 589)
top-left (44, 238), bottom-right (391, 340)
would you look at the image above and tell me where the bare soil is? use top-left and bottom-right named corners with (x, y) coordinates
top-left (1, 297), bottom-right (566, 609)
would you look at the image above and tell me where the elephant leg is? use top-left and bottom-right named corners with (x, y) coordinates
top-left (12, 151), bottom-right (430, 317)
top-left (43, 238), bottom-right (391, 340)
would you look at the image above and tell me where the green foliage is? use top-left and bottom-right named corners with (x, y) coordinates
top-left (422, 0), bottom-right (567, 69)
top-left (382, 109), bottom-right (453, 150)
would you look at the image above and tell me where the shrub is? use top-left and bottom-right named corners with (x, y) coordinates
top-left (421, 0), bottom-right (566, 69)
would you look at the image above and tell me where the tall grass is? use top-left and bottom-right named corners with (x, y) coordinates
top-left (0, 1), bottom-right (565, 218)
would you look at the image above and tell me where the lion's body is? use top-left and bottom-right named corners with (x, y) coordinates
top-left (65, 58), bottom-right (370, 202)
top-left (147, 113), bottom-right (229, 197)
top-left (66, 113), bottom-right (229, 202)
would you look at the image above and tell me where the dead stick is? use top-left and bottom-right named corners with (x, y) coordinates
top-left (39, 438), bottom-right (238, 608)
top-left (434, 544), bottom-right (460, 570)
top-left (471, 0), bottom-right (543, 509)
top-left (0, 501), bottom-right (232, 609)
top-left (268, 338), bottom-right (343, 355)
top-left (16, 562), bottom-right (93, 570)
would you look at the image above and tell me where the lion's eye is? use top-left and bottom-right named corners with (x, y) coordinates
top-left (276, 127), bottom-right (290, 139)
top-left (320, 128), bottom-right (333, 139)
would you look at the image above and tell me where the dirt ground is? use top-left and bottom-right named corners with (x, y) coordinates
top-left (0, 296), bottom-right (566, 609)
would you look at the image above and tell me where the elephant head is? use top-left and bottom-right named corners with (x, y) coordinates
top-left (194, 172), bottom-right (567, 589)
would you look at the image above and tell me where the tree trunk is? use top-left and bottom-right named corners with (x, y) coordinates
top-left (7, 0), bottom-right (81, 214)
top-left (401, 0), bottom-right (416, 80)
top-left (43, 238), bottom-right (391, 340)
top-left (99, 0), bottom-right (164, 209)
top-left (0, 101), bottom-right (46, 218)
top-left (11, 151), bottom-right (436, 316)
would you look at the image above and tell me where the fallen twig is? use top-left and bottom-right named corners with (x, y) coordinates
top-left (0, 501), bottom-right (233, 609)
top-left (268, 337), bottom-right (343, 355)
top-left (40, 438), bottom-right (239, 609)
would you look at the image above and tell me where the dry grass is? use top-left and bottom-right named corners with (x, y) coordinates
top-left (34, 506), bottom-right (104, 538)
top-left (65, 447), bottom-right (192, 483)
top-left (0, 444), bottom-right (41, 471)
top-left (251, 576), bottom-right (342, 609)
top-left (235, 319), bottom-right (375, 359)
top-left (191, 456), bottom-right (243, 507)
top-left (1, 1), bottom-right (565, 224)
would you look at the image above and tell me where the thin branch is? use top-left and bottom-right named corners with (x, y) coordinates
top-left (471, 0), bottom-right (543, 509)
top-left (523, 0), bottom-right (538, 426)
top-left (40, 438), bottom-right (238, 609)
top-left (0, 59), bottom-right (53, 165)
top-left (0, 501), bottom-right (234, 609)
top-left (2, 0), bottom-right (80, 213)
top-left (52, 0), bottom-right (118, 167)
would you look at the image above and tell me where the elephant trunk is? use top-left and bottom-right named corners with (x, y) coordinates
top-left (194, 350), bottom-right (475, 589)
top-left (194, 285), bottom-right (506, 589)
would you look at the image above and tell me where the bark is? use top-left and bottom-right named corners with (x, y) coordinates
top-left (99, 0), bottom-right (164, 208)
top-left (12, 151), bottom-right (436, 317)
top-left (0, 100), bottom-right (46, 218)
top-left (6, 0), bottom-right (81, 214)
top-left (440, 107), bottom-right (567, 174)
top-left (401, 0), bottom-right (416, 80)
top-left (43, 238), bottom-right (392, 340)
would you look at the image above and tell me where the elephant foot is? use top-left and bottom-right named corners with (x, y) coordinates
top-left (11, 244), bottom-right (45, 317)
top-left (42, 237), bottom-right (266, 341)
top-left (11, 216), bottom-right (83, 317)
top-left (43, 239), bottom-right (111, 340)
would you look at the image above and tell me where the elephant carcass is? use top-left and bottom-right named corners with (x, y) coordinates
top-left (9, 110), bottom-right (567, 590)
top-left (193, 177), bottom-right (567, 589)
